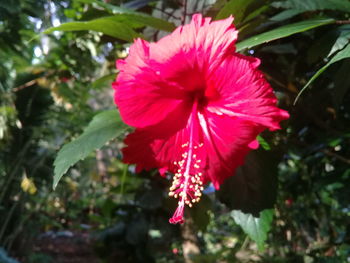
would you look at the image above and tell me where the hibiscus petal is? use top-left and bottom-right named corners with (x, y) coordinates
top-left (114, 39), bottom-right (188, 128)
top-left (122, 101), bottom-right (192, 172)
top-left (198, 110), bottom-right (264, 189)
top-left (207, 54), bottom-right (289, 130)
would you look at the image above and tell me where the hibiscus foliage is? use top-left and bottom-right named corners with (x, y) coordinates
top-left (1, 0), bottom-right (350, 262)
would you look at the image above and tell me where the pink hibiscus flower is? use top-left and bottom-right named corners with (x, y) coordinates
top-left (113, 14), bottom-right (289, 224)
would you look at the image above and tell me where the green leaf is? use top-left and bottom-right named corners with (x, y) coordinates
top-left (270, 9), bottom-right (303, 21)
top-left (91, 73), bottom-right (116, 90)
top-left (231, 209), bottom-right (274, 251)
top-left (328, 26), bottom-right (350, 57)
top-left (190, 194), bottom-right (212, 232)
top-left (272, 0), bottom-right (350, 12)
top-left (77, 0), bottom-right (176, 32)
top-left (216, 0), bottom-right (256, 24)
top-left (121, 13), bottom-right (176, 32)
top-left (294, 43), bottom-right (350, 104)
top-left (44, 16), bottom-right (140, 41)
top-left (257, 135), bottom-right (271, 151)
top-left (53, 110), bottom-right (127, 189)
top-left (332, 60), bottom-right (350, 107)
top-left (242, 5), bottom-right (270, 24)
top-left (270, 0), bottom-right (350, 21)
top-left (236, 18), bottom-right (334, 52)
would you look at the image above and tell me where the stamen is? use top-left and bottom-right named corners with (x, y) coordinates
top-left (168, 141), bottom-right (205, 224)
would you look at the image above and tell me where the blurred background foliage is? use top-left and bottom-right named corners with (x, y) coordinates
top-left (0, 0), bottom-right (350, 262)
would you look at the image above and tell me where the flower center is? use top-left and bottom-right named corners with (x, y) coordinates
top-left (188, 85), bottom-right (220, 108)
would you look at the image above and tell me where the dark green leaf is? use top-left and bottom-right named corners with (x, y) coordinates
top-left (190, 194), bottom-right (212, 232)
top-left (231, 209), bottom-right (274, 251)
top-left (236, 18), bottom-right (334, 52)
top-left (272, 0), bottom-right (350, 12)
top-left (333, 60), bottom-right (350, 107)
top-left (328, 26), bottom-right (350, 57)
top-left (44, 16), bottom-right (140, 41)
top-left (126, 216), bottom-right (149, 245)
top-left (138, 189), bottom-right (163, 210)
top-left (270, 9), bottom-right (303, 21)
top-left (242, 5), bottom-right (270, 24)
top-left (306, 29), bottom-right (339, 64)
top-left (295, 43), bottom-right (350, 104)
top-left (216, 150), bottom-right (278, 216)
top-left (53, 110), bottom-right (127, 189)
top-left (216, 0), bottom-right (256, 24)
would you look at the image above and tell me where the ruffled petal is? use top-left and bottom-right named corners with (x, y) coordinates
top-left (149, 14), bottom-right (238, 84)
top-left (207, 54), bottom-right (289, 130)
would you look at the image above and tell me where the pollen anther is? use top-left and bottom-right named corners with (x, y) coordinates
top-left (169, 142), bottom-right (205, 218)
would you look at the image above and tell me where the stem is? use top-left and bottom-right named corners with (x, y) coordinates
top-left (0, 199), bottom-right (19, 244)
top-left (153, 7), bottom-right (180, 20)
top-left (181, 216), bottom-right (200, 263)
top-left (182, 0), bottom-right (188, 25)
top-left (240, 235), bottom-right (250, 250)
top-left (0, 139), bottom-right (32, 204)
top-left (4, 193), bottom-right (48, 250)
top-left (320, 149), bottom-right (350, 165)
top-left (120, 164), bottom-right (128, 195)
top-left (335, 20), bottom-right (350, 24)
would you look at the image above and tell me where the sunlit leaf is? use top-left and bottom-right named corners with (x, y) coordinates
top-left (294, 43), bottom-right (350, 104)
top-left (44, 16), bottom-right (140, 41)
top-left (53, 110), bottom-right (127, 189)
top-left (236, 18), bottom-right (334, 52)
top-left (77, 0), bottom-right (176, 32)
top-left (257, 135), bottom-right (271, 151)
top-left (231, 209), bottom-right (274, 251)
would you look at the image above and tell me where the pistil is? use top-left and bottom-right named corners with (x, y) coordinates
top-left (169, 101), bottom-right (204, 224)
